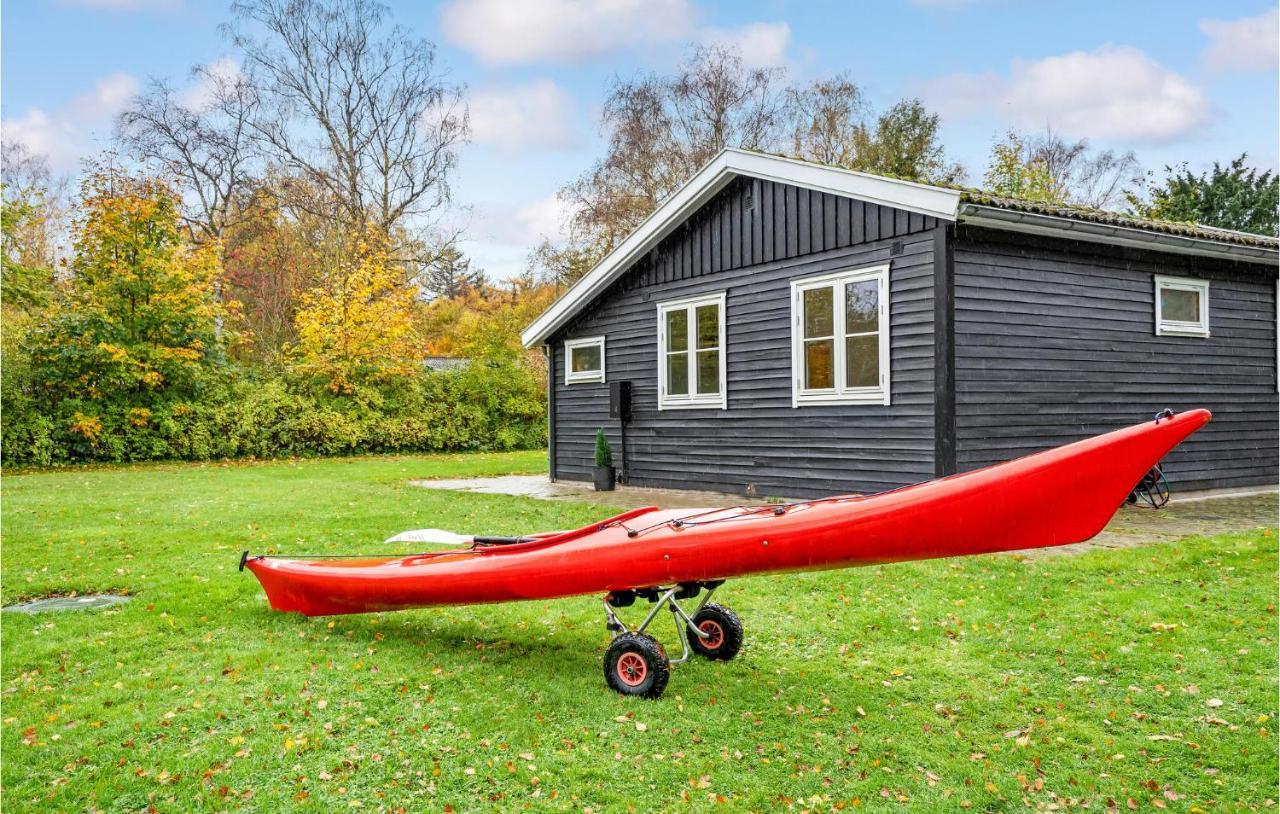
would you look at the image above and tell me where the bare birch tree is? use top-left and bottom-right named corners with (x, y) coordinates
top-left (225, 0), bottom-right (467, 235)
top-left (117, 63), bottom-right (260, 242)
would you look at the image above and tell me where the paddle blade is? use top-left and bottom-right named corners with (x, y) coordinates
top-left (384, 528), bottom-right (474, 546)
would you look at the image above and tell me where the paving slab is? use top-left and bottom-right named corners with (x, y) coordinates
top-left (409, 475), bottom-right (749, 510)
top-left (410, 475), bottom-right (1277, 556)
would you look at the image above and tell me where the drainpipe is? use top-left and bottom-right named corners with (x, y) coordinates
top-left (544, 344), bottom-right (556, 482)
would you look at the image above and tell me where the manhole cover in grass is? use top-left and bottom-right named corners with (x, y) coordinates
top-left (3, 594), bottom-right (131, 614)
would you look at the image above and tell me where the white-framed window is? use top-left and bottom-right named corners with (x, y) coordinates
top-left (564, 336), bottom-right (606, 384)
top-left (1154, 275), bottom-right (1210, 338)
top-left (790, 264), bottom-right (890, 407)
top-left (657, 291), bottom-right (727, 410)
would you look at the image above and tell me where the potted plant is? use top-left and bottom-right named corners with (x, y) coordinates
top-left (593, 428), bottom-right (616, 491)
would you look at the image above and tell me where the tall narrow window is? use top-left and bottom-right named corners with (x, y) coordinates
top-left (564, 336), bottom-right (605, 384)
top-left (791, 265), bottom-right (889, 406)
top-left (1154, 275), bottom-right (1210, 337)
top-left (657, 292), bottom-right (726, 409)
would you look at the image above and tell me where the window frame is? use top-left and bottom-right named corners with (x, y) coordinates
top-left (656, 291), bottom-right (727, 411)
top-left (1154, 275), bottom-right (1210, 338)
top-left (790, 264), bottom-right (891, 407)
top-left (563, 335), bottom-right (606, 385)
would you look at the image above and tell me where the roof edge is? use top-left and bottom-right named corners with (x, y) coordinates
top-left (521, 149), bottom-right (961, 347)
top-left (959, 204), bottom-right (1280, 264)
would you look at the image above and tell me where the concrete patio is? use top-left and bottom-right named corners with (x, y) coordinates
top-left (411, 474), bottom-right (1277, 556)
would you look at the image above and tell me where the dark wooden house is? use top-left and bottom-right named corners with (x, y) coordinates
top-left (522, 150), bottom-right (1279, 497)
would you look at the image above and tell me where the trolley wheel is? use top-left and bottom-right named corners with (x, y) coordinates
top-left (604, 632), bottom-right (670, 699)
top-left (687, 603), bottom-right (743, 661)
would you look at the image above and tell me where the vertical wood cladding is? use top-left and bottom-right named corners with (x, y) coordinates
top-left (953, 226), bottom-right (1278, 490)
top-left (550, 176), bottom-right (939, 498)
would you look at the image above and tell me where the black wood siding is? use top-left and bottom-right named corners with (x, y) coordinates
top-left (953, 226), bottom-right (1279, 490)
top-left (550, 176), bottom-right (939, 498)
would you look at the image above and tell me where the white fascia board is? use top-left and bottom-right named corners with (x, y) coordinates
top-left (521, 149), bottom-right (962, 348)
top-left (723, 150), bottom-right (960, 221)
top-left (959, 205), bottom-right (1280, 265)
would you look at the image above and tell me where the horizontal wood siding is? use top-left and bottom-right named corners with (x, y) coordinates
top-left (551, 176), bottom-right (939, 498)
top-left (953, 226), bottom-right (1279, 490)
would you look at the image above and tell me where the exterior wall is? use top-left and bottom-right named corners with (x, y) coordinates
top-left (953, 226), bottom-right (1279, 490)
top-left (549, 176), bottom-right (939, 498)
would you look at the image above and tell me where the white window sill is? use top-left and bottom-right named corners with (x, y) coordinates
top-left (565, 373), bottom-right (605, 384)
top-left (1155, 324), bottom-right (1210, 338)
top-left (793, 389), bottom-right (889, 407)
top-left (658, 396), bottom-right (726, 411)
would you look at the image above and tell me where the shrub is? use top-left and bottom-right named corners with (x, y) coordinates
top-left (1, 360), bottom-right (547, 466)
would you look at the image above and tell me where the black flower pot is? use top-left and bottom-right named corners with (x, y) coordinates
top-left (593, 465), bottom-right (617, 491)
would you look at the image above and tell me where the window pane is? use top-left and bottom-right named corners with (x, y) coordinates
top-left (570, 344), bottom-right (601, 374)
top-left (845, 334), bottom-right (879, 388)
top-left (696, 349), bottom-right (719, 395)
top-left (1161, 286), bottom-right (1201, 323)
top-left (804, 339), bottom-right (834, 389)
top-left (696, 304), bottom-right (719, 349)
top-left (667, 353), bottom-right (689, 396)
top-left (803, 287), bottom-right (834, 338)
top-left (845, 279), bottom-right (879, 334)
top-left (666, 309), bottom-right (688, 351)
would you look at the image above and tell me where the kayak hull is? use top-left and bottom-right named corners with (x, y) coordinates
top-left (246, 410), bottom-right (1211, 616)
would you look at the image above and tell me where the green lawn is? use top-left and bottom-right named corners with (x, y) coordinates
top-left (2, 453), bottom-right (1276, 812)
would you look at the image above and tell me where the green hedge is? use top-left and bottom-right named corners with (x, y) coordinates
top-left (1, 362), bottom-right (547, 466)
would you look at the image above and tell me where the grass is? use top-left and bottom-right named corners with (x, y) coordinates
top-left (2, 452), bottom-right (1276, 812)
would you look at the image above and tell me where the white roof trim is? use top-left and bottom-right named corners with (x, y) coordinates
top-left (959, 204), bottom-right (1280, 264)
top-left (521, 149), bottom-right (962, 347)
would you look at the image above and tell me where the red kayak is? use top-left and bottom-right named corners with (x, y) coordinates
top-left (242, 409), bottom-right (1209, 697)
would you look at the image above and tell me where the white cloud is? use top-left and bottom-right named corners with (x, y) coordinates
top-left (469, 80), bottom-right (579, 153)
top-left (1200, 9), bottom-right (1279, 73)
top-left (918, 46), bottom-right (1211, 144)
top-left (700, 22), bottom-right (791, 69)
top-left (441, 0), bottom-right (696, 65)
top-left (178, 57), bottom-right (244, 112)
top-left (3, 71), bottom-right (140, 169)
top-left (480, 194), bottom-right (575, 246)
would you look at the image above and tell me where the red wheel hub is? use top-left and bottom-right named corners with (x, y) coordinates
top-left (616, 652), bottom-right (648, 687)
top-left (698, 620), bottom-right (724, 649)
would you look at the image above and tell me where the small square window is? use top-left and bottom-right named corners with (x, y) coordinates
top-left (1154, 276), bottom-right (1210, 338)
top-left (564, 336), bottom-right (605, 384)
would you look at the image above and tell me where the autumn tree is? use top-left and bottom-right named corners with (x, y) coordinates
top-left (536, 45), bottom-right (960, 285)
top-left (983, 129), bottom-right (1139, 210)
top-left (1, 154), bottom-right (58, 314)
top-left (289, 226), bottom-right (425, 393)
top-left (847, 99), bottom-right (963, 184)
top-left (786, 74), bottom-right (867, 168)
top-left (1129, 154), bottom-right (1278, 236)
top-left (24, 167), bottom-right (229, 449)
top-left (221, 184), bottom-right (325, 364)
top-left (983, 131), bottom-right (1061, 203)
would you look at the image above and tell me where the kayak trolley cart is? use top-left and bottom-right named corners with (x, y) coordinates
top-left (601, 580), bottom-right (743, 699)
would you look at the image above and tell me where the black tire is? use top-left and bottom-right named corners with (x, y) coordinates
top-left (604, 632), bottom-right (670, 699)
top-left (687, 603), bottom-right (743, 661)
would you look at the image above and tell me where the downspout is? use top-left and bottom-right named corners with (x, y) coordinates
top-left (933, 223), bottom-right (957, 477)
top-left (544, 344), bottom-right (557, 482)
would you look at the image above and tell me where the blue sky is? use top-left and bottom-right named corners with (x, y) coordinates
top-left (4, 0), bottom-right (1277, 279)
